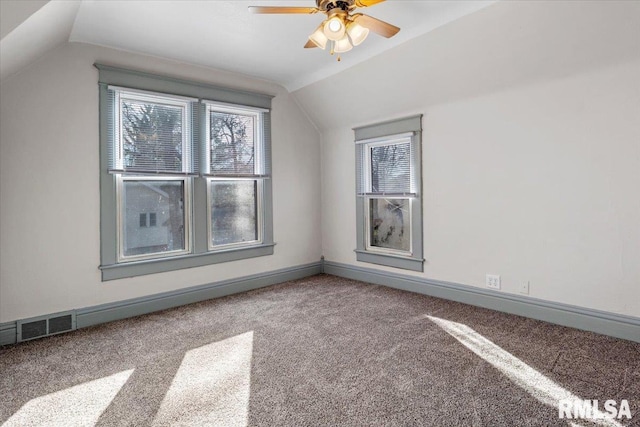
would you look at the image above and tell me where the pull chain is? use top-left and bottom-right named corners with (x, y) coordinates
top-left (329, 41), bottom-right (342, 61)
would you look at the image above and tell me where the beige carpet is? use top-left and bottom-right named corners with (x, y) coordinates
top-left (1, 274), bottom-right (639, 426)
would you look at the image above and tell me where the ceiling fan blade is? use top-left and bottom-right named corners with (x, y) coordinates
top-left (354, 0), bottom-right (386, 7)
top-left (304, 39), bottom-right (318, 49)
top-left (248, 6), bottom-right (319, 14)
top-left (354, 14), bottom-right (400, 38)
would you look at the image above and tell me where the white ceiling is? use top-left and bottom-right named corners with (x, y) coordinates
top-left (2, 0), bottom-right (496, 91)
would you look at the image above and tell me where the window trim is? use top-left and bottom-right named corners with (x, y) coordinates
top-left (97, 64), bottom-right (274, 281)
top-left (354, 115), bottom-right (424, 272)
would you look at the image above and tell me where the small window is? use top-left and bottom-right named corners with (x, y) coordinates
top-left (354, 115), bottom-right (424, 272)
top-left (364, 138), bottom-right (413, 256)
top-left (139, 213), bottom-right (147, 228)
top-left (149, 212), bottom-right (157, 227)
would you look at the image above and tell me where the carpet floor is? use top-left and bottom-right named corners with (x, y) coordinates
top-left (1, 274), bottom-right (639, 426)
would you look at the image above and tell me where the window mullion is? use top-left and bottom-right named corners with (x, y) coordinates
top-left (192, 176), bottom-right (209, 254)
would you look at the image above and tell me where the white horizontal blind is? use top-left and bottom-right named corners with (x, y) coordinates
top-left (108, 87), bottom-right (197, 175)
top-left (209, 110), bottom-right (255, 174)
top-left (205, 103), bottom-right (269, 179)
top-left (358, 134), bottom-right (416, 197)
top-left (370, 141), bottom-right (411, 193)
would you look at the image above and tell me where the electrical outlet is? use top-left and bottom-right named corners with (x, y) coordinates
top-left (486, 274), bottom-right (501, 290)
top-left (519, 281), bottom-right (530, 295)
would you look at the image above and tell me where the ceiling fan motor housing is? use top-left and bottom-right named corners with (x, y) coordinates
top-left (317, 0), bottom-right (354, 12)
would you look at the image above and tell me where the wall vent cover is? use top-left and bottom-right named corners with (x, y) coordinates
top-left (17, 311), bottom-right (76, 342)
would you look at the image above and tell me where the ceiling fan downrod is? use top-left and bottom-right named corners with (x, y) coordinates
top-left (325, 1), bottom-right (351, 12)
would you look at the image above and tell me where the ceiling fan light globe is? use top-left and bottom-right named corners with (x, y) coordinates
top-left (323, 16), bottom-right (345, 41)
top-left (309, 26), bottom-right (328, 49)
top-left (334, 36), bottom-right (353, 53)
top-left (346, 21), bottom-right (369, 46)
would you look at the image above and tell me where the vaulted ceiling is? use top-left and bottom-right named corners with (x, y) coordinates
top-left (0, 0), bottom-right (495, 90)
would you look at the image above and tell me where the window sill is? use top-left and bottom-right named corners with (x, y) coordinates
top-left (100, 243), bottom-right (275, 281)
top-left (354, 249), bottom-right (424, 272)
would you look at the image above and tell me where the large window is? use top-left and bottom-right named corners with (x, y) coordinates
top-left (98, 65), bottom-right (274, 280)
top-left (354, 115), bottom-right (423, 271)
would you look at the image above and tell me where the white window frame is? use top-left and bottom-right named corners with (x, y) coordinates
top-left (116, 175), bottom-right (192, 263)
top-left (112, 88), bottom-right (194, 174)
top-left (111, 88), bottom-right (194, 262)
top-left (204, 102), bottom-right (267, 176)
top-left (364, 196), bottom-right (413, 256)
top-left (205, 178), bottom-right (264, 251)
top-left (204, 102), bottom-right (268, 251)
top-left (362, 136), bottom-right (415, 257)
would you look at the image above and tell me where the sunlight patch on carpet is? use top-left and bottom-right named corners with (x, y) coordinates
top-left (152, 331), bottom-right (254, 427)
top-left (427, 316), bottom-right (623, 427)
top-left (3, 369), bottom-right (133, 427)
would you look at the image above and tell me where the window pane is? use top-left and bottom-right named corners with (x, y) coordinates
top-left (210, 181), bottom-right (257, 247)
top-left (121, 98), bottom-right (184, 172)
top-left (122, 180), bottom-right (185, 257)
top-left (369, 198), bottom-right (410, 252)
top-left (209, 111), bottom-right (255, 174)
top-left (370, 143), bottom-right (410, 193)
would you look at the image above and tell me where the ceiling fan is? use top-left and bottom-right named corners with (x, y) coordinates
top-left (249, 0), bottom-right (400, 60)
